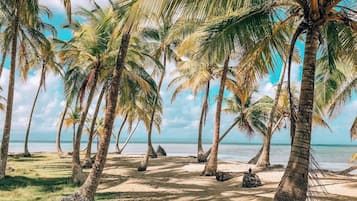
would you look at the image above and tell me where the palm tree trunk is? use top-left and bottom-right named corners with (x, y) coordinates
top-left (83, 84), bottom-right (106, 167)
top-left (202, 118), bottom-right (240, 160)
top-left (57, 102), bottom-right (69, 154)
top-left (248, 116), bottom-right (284, 164)
top-left (119, 120), bottom-right (140, 154)
top-left (24, 65), bottom-right (46, 157)
top-left (63, 32), bottom-right (131, 201)
top-left (0, 0), bottom-right (20, 179)
top-left (274, 28), bottom-right (319, 201)
top-left (72, 61), bottom-right (101, 185)
top-left (256, 62), bottom-right (287, 167)
top-left (0, 50), bottom-right (7, 78)
top-left (138, 49), bottom-right (167, 171)
top-left (115, 113), bottom-right (128, 153)
top-left (197, 80), bottom-right (210, 163)
top-left (202, 55), bottom-right (230, 176)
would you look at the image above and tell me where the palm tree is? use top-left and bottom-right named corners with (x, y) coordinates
top-left (0, 0), bottom-right (52, 179)
top-left (23, 41), bottom-right (61, 157)
top-left (272, 1), bottom-right (357, 199)
top-left (63, 1), bottom-right (165, 199)
top-left (201, 54), bottom-right (230, 176)
top-left (82, 83), bottom-right (107, 167)
top-left (56, 102), bottom-right (69, 154)
top-left (58, 5), bottom-right (120, 184)
top-left (169, 59), bottom-right (216, 162)
top-left (137, 13), bottom-right (180, 171)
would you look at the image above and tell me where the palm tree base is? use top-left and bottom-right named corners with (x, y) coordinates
top-left (72, 167), bottom-right (87, 186)
top-left (82, 159), bottom-right (92, 169)
top-left (61, 191), bottom-right (91, 201)
top-left (149, 147), bottom-right (158, 158)
top-left (23, 152), bottom-right (31, 157)
top-left (197, 153), bottom-right (208, 163)
top-left (137, 166), bottom-right (147, 171)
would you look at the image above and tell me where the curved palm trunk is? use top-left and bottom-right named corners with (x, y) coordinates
top-left (24, 65), bottom-right (46, 157)
top-left (83, 84), bottom-right (106, 167)
top-left (256, 62), bottom-right (287, 167)
top-left (0, 1), bottom-right (20, 179)
top-left (114, 113), bottom-right (128, 153)
top-left (63, 32), bottom-right (130, 201)
top-left (138, 50), bottom-right (167, 171)
top-left (57, 102), bottom-right (69, 154)
top-left (197, 81), bottom-right (210, 163)
top-left (248, 116), bottom-right (285, 164)
top-left (202, 118), bottom-right (240, 160)
top-left (202, 55), bottom-right (230, 176)
top-left (119, 120), bottom-right (140, 154)
top-left (72, 62), bottom-right (101, 185)
top-left (0, 50), bottom-right (7, 78)
top-left (274, 29), bottom-right (319, 201)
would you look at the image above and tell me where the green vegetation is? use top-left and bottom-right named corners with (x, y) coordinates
top-left (0, 0), bottom-right (356, 201)
top-left (0, 153), bottom-right (116, 201)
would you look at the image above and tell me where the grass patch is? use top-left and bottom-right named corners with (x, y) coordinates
top-left (0, 152), bottom-right (113, 201)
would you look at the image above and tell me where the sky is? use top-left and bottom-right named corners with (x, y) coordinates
top-left (0, 0), bottom-right (356, 146)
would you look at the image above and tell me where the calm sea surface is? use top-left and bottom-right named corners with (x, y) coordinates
top-left (6, 142), bottom-right (357, 173)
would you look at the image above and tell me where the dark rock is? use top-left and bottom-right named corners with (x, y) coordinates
top-left (156, 145), bottom-right (167, 156)
top-left (242, 168), bottom-right (262, 188)
top-left (216, 171), bottom-right (233, 182)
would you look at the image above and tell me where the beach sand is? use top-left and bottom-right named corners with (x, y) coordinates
top-left (94, 154), bottom-right (357, 201)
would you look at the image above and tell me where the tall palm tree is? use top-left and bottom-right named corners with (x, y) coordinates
top-left (63, 1), bottom-right (165, 199)
top-left (82, 83), bottom-right (107, 167)
top-left (0, 0), bottom-right (52, 179)
top-left (202, 54), bottom-right (230, 175)
top-left (137, 13), bottom-right (180, 171)
top-left (169, 59), bottom-right (216, 162)
top-left (58, 5), bottom-right (119, 184)
top-left (273, 1), bottom-right (357, 199)
top-left (23, 41), bottom-right (61, 157)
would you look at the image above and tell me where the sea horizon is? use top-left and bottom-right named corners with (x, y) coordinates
top-left (6, 141), bottom-right (357, 174)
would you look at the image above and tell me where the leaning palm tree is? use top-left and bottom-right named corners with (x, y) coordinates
top-left (0, 0), bottom-right (54, 179)
top-left (63, 1), bottom-right (166, 200)
top-left (58, 5), bottom-right (119, 184)
top-left (137, 13), bottom-right (181, 171)
top-left (169, 58), bottom-right (216, 162)
top-left (23, 41), bottom-right (61, 157)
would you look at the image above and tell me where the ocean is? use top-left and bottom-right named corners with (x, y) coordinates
top-left (6, 141), bottom-right (357, 173)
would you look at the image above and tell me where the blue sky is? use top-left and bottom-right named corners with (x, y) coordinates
top-left (0, 0), bottom-right (356, 146)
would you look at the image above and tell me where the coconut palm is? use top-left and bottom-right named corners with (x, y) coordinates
top-left (169, 59), bottom-right (217, 162)
top-left (169, 0), bottom-right (356, 198)
top-left (23, 41), bottom-right (61, 157)
top-left (272, 1), bottom-right (357, 196)
top-left (0, 0), bottom-right (57, 179)
top-left (57, 5), bottom-right (120, 184)
top-left (63, 1), bottom-right (166, 199)
top-left (82, 83), bottom-right (107, 167)
top-left (136, 13), bottom-right (181, 171)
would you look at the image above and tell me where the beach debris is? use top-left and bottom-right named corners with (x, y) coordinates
top-left (242, 168), bottom-right (262, 188)
top-left (156, 145), bottom-right (167, 156)
top-left (216, 171), bottom-right (233, 182)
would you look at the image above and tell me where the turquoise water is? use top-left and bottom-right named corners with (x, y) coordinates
top-left (7, 142), bottom-right (357, 172)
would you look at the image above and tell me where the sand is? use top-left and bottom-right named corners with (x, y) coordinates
top-left (94, 154), bottom-right (357, 201)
